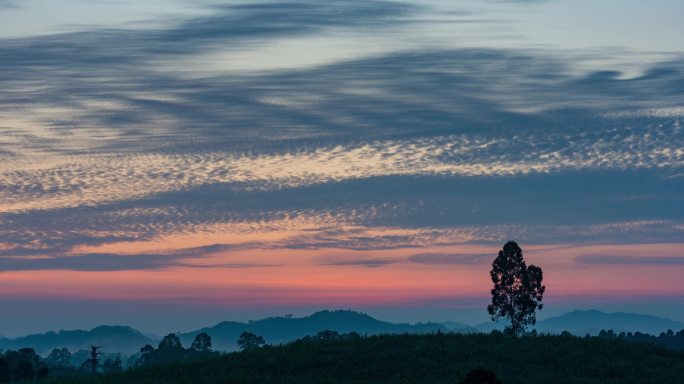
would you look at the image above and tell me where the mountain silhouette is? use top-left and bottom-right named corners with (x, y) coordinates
top-left (2, 309), bottom-right (682, 355)
top-left (0, 325), bottom-right (154, 355)
top-left (441, 321), bottom-right (478, 333)
top-left (179, 310), bottom-right (446, 350)
top-left (536, 310), bottom-right (684, 335)
top-left (474, 310), bottom-right (684, 335)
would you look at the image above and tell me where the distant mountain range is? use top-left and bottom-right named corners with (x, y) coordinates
top-left (0, 325), bottom-right (154, 356)
top-left (1, 310), bottom-right (682, 356)
top-left (470, 310), bottom-right (684, 336)
top-left (534, 310), bottom-right (684, 336)
top-left (0, 311), bottom-right (444, 355)
top-left (179, 310), bottom-right (446, 351)
top-left (440, 321), bottom-right (477, 333)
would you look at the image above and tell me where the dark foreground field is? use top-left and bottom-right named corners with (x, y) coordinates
top-left (50, 333), bottom-right (684, 384)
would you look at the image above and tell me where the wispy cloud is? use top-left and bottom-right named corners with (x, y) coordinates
top-left (576, 254), bottom-right (684, 266)
top-left (0, 243), bottom-right (277, 271)
top-left (171, 1), bottom-right (417, 41)
top-left (492, 0), bottom-right (550, 4)
top-left (1, 0), bottom-right (684, 275)
top-left (0, 253), bottom-right (178, 271)
top-left (317, 256), bottom-right (397, 268)
top-left (408, 252), bottom-right (491, 265)
top-left (0, 0), bottom-right (19, 8)
top-left (2, 124), bottom-right (682, 213)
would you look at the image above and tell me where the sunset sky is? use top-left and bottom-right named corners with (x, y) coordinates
top-left (1, 0), bottom-right (683, 337)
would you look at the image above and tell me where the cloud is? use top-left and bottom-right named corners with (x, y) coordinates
top-left (0, 243), bottom-right (274, 271)
top-left (0, 0), bottom-right (416, 71)
top-left (317, 257), bottom-right (397, 268)
top-left (408, 253), bottom-right (491, 265)
top-left (576, 255), bottom-right (684, 266)
top-left (0, 0), bottom-right (19, 8)
top-left (1, 2), bottom-right (684, 264)
top-left (0, 253), bottom-right (174, 271)
top-left (2, 170), bottom-right (684, 261)
top-left (164, 1), bottom-right (416, 44)
top-left (3, 121), bottom-right (684, 214)
top-left (492, 0), bottom-right (550, 4)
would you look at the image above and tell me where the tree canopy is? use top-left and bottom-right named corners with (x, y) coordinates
top-left (191, 333), bottom-right (213, 353)
top-left (487, 241), bottom-right (545, 335)
top-left (237, 332), bottom-right (265, 352)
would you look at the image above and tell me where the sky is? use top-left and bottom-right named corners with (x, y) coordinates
top-left (0, 0), bottom-right (683, 337)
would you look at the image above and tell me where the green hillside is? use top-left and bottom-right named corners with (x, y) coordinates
top-left (48, 333), bottom-right (684, 384)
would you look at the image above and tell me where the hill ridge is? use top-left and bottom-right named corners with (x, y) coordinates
top-left (2, 309), bottom-right (683, 355)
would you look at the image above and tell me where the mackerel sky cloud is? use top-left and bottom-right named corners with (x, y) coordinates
top-left (0, 0), bottom-right (683, 336)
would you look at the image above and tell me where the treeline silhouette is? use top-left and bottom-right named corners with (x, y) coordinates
top-left (43, 332), bottom-right (684, 384)
top-left (0, 330), bottom-right (684, 384)
top-left (596, 328), bottom-right (684, 351)
top-left (134, 332), bottom-right (216, 367)
top-left (0, 346), bottom-right (127, 382)
top-left (0, 332), bottom-right (216, 382)
top-left (0, 348), bottom-right (49, 382)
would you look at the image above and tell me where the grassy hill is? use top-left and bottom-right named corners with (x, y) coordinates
top-left (47, 333), bottom-right (684, 384)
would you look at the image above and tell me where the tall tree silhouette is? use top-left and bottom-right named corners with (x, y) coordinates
top-left (102, 357), bottom-right (123, 373)
top-left (191, 333), bottom-right (213, 353)
top-left (158, 334), bottom-right (183, 350)
top-left (82, 346), bottom-right (102, 374)
top-left (488, 241), bottom-right (545, 336)
top-left (137, 345), bottom-right (155, 366)
top-left (155, 334), bottom-right (185, 365)
top-left (46, 348), bottom-right (72, 367)
top-left (237, 332), bottom-right (265, 351)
